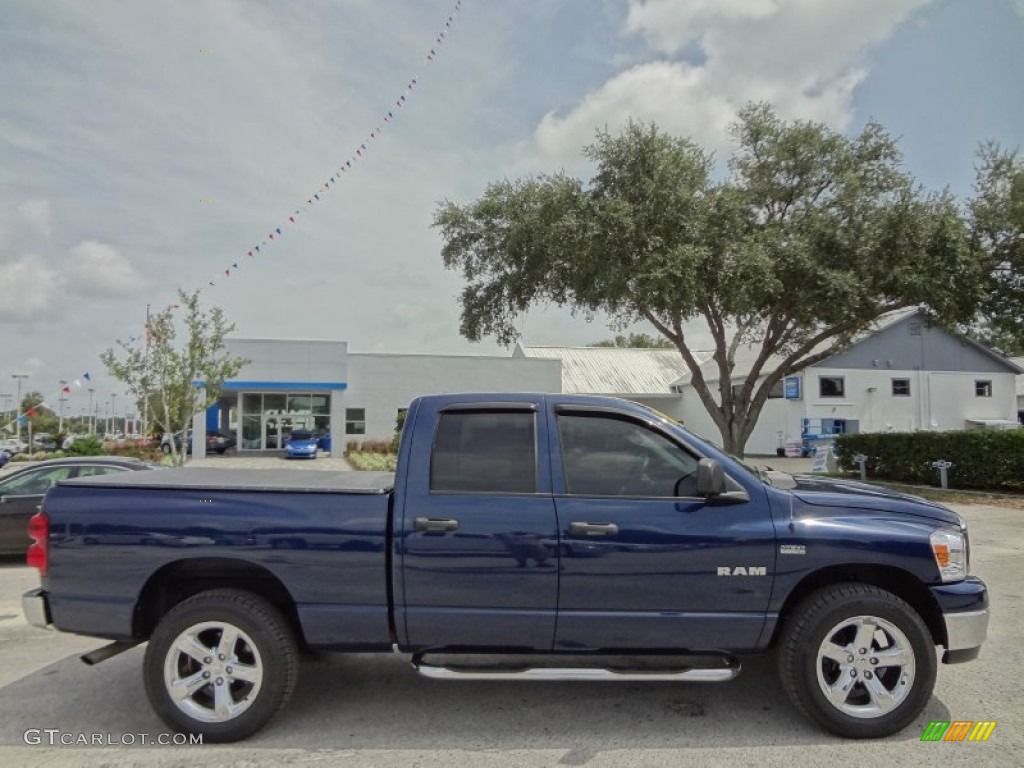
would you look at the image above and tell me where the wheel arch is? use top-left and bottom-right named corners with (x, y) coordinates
top-left (771, 564), bottom-right (946, 648)
top-left (133, 557), bottom-right (306, 647)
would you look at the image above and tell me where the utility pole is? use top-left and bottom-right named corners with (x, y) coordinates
top-left (87, 388), bottom-right (96, 434)
top-left (111, 393), bottom-right (118, 436)
top-left (11, 374), bottom-right (28, 442)
top-left (142, 303), bottom-right (150, 436)
top-left (58, 380), bottom-right (68, 434)
top-left (0, 393), bottom-right (10, 424)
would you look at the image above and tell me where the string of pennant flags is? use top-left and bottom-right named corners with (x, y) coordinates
top-left (0, 0), bottom-right (463, 439)
top-left (199, 0), bottom-right (462, 292)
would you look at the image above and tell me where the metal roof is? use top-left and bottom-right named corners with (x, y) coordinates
top-left (515, 344), bottom-right (710, 395)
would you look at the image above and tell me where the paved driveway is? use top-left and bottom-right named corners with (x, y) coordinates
top-left (0, 502), bottom-right (1018, 766)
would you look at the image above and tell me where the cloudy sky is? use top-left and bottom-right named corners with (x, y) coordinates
top-left (1, 0), bottom-right (1022, 416)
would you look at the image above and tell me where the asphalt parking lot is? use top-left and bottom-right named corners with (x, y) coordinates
top-left (0, 500), bottom-right (1019, 767)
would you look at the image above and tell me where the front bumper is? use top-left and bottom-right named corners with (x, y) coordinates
top-left (930, 576), bottom-right (989, 664)
top-left (22, 588), bottom-right (52, 629)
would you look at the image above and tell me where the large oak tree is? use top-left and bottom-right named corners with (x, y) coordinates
top-left (435, 104), bottom-right (985, 455)
top-left (969, 143), bottom-right (1024, 354)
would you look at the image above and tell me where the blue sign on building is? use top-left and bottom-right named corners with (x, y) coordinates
top-left (784, 377), bottom-right (801, 400)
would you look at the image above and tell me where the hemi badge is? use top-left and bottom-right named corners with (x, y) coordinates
top-left (780, 544), bottom-right (806, 555)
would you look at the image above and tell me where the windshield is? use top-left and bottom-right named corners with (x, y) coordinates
top-left (289, 431), bottom-right (315, 441)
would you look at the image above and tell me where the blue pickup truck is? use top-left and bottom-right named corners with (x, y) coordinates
top-left (22, 393), bottom-right (988, 742)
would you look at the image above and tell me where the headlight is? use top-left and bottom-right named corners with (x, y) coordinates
top-left (930, 528), bottom-right (968, 582)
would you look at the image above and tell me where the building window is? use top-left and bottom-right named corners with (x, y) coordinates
top-left (731, 379), bottom-right (785, 400)
top-left (345, 408), bottom-right (366, 434)
top-left (975, 380), bottom-right (993, 398)
top-left (891, 378), bottom-right (911, 396)
top-left (819, 376), bottom-right (845, 398)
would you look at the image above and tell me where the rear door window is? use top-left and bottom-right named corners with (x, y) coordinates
top-left (430, 411), bottom-right (537, 494)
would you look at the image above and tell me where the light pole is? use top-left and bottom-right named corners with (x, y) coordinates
top-left (58, 380), bottom-right (68, 435)
top-left (11, 374), bottom-right (28, 442)
top-left (111, 393), bottom-right (118, 436)
top-left (87, 388), bottom-right (95, 434)
top-left (0, 393), bottom-right (10, 423)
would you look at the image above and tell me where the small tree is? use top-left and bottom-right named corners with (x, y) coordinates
top-left (101, 290), bottom-right (247, 466)
top-left (589, 333), bottom-right (674, 348)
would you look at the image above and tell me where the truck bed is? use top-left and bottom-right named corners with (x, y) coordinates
top-left (42, 467), bottom-right (396, 649)
top-left (58, 467), bottom-right (395, 494)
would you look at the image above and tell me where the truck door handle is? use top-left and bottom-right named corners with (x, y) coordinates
top-left (414, 517), bottom-right (460, 532)
top-left (569, 522), bottom-right (619, 537)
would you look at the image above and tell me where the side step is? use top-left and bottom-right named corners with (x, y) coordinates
top-left (411, 654), bottom-right (740, 682)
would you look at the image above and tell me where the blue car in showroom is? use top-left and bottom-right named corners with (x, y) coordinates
top-left (284, 429), bottom-right (318, 459)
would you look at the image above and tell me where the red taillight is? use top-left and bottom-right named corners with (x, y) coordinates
top-left (27, 510), bottom-right (48, 575)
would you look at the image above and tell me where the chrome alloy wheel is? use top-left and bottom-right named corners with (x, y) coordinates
top-left (815, 614), bottom-right (916, 719)
top-left (163, 621), bottom-right (263, 723)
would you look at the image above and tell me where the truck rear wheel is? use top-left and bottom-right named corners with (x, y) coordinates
top-left (778, 583), bottom-right (936, 739)
top-left (143, 589), bottom-right (298, 742)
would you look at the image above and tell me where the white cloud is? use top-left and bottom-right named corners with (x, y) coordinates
top-left (16, 199), bottom-right (53, 239)
top-left (0, 254), bottom-right (63, 320)
top-left (67, 240), bottom-right (148, 297)
top-left (0, 118), bottom-right (48, 154)
top-left (534, 0), bottom-right (933, 162)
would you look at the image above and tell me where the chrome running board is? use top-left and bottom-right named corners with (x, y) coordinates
top-left (411, 656), bottom-right (740, 682)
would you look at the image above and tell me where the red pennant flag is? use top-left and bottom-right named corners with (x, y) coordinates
top-left (269, 233), bottom-right (274, 240)
top-left (247, 250), bottom-right (253, 257)
top-left (289, 216), bottom-right (295, 223)
top-left (225, 269), bottom-right (230, 276)
top-left (28, 407), bottom-right (37, 417)
top-left (62, 386), bottom-right (71, 394)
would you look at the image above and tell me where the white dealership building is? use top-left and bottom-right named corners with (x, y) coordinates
top-left (192, 311), bottom-right (1021, 458)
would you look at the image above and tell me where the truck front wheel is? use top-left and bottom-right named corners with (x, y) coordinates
top-left (143, 589), bottom-right (298, 742)
top-left (778, 583), bottom-right (936, 738)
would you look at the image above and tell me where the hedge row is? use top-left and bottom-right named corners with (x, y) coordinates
top-left (833, 430), bottom-right (1024, 491)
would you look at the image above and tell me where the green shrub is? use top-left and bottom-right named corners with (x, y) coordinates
top-left (65, 434), bottom-right (105, 456)
top-left (392, 409), bottom-right (408, 453)
top-left (104, 441), bottom-right (161, 462)
top-left (347, 452), bottom-right (398, 472)
top-left (834, 430), bottom-right (1024, 490)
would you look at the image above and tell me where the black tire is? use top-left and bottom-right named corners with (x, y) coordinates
top-left (143, 588), bottom-right (299, 742)
top-left (777, 583), bottom-right (936, 739)
top-left (161, 443), bottom-right (171, 454)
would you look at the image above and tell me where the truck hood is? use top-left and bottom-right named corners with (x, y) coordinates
top-left (774, 473), bottom-right (961, 526)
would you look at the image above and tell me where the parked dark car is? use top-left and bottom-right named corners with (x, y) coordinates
top-left (160, 430), bottom-right (235, 455)
top-left (0, 457), bottom-right (158, 555)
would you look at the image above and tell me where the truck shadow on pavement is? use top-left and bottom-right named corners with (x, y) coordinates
top-left (0, 647), bottom-right (952, 751)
